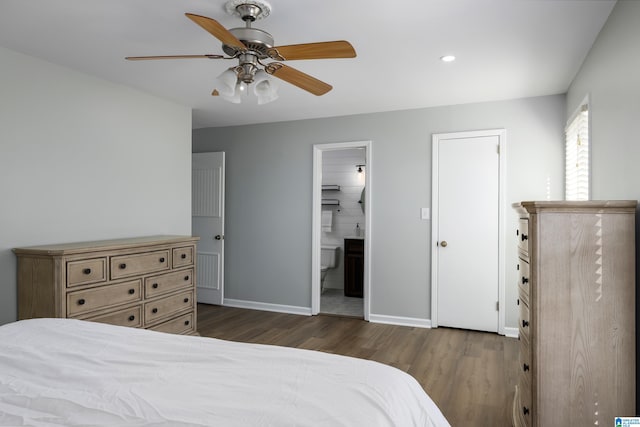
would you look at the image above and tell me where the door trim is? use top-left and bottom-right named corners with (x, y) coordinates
top-left (311, 140), bottom-right (372, 320)
top-left (430, 129), bottom-right (506, 334)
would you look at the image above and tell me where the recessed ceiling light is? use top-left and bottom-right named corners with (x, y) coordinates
top-left (440, 55), bottom-right (456, 62)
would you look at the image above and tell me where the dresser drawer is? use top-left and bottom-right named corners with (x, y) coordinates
top-left (144, 290), bottom-right (194, 324)
top-left (173, 246), bottom-right (194, 268)
top-left (149, 312), bottom-right (194, 335)
top-left (67, 279), bottom-right (142, 317)
top-left (86, 305), bottom-right (142, 328)
top-left (517, 219), bottom-right (529, 254)
top-left (144, 268), bottom-right (194, 298)
top-left (67, 258), bottom-right (107, 287)
top-left (111, 250), bottom-right (169, 279)
top-left (519, 298), bottom-right (530, 342)
top-left (518, 258), bottom-right (530, 305)
top-left (519, 372), bottom-right (532, 427)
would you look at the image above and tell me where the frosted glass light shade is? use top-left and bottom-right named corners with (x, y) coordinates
top-left (253, 70), bottom-right (278, 105)
top-left (215, 69), bottom-right (238, 97)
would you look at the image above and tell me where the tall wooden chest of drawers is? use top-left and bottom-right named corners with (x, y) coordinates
top-left (14, 235), bottom-right (199, 335)
top-left (512, 201), bottom-right (636, 426)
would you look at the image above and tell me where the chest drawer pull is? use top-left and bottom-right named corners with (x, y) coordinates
top-left (523, 407), bottom-right (530, 416)
top-left (77, 298), bottom-right (86, 305)
top-left (185, 320), bottom-right (190, 325)
top-left (159, 257), bottom-right (165, 263)
top-left (522, 276), bottom-right (529, 284)
top-left (152, 283), bottom-right (159, 289)
top-left (521, 233), bottom-right (528, 242)
top-left (128, 315), bottom-right (135, 322)
top-left (128, 288), bottom-right (135, 294)
top-left (83, 268), bottom-right (92, 275)
top-left (522, 319), bottom-right (529, 328)
top-left (181, 254), bottom-right (187, 259)
top-left (119, 263), bottom-right (127, 269)
top-left (152, 308), bottom-right (158, 314)
top-left (184, 298), bottom-right (189, 303)
top-left (523, 363), bottom-right (530, 372)
top-left (184, 275), bottom-right (190, 281)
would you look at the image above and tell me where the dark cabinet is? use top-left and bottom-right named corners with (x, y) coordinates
top-left (344, 238), bottom-right (364, 298)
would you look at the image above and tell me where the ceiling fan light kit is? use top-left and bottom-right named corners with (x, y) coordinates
top-left (125, 1), bottom-right (356, 105)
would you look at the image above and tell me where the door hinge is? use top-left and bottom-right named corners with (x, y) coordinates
top-left (496, 301), bottom-right (499, 311)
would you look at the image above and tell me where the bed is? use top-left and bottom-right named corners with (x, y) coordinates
top-left (0, 318), bottom-right (450, 426)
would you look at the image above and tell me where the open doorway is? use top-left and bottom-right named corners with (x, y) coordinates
top-left (311, 141), bottom-right (371, 320)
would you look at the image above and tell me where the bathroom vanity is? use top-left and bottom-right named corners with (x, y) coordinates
top-left (344, 238), bottom-right (364, 297)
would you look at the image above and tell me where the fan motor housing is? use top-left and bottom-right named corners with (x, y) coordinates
top-left (223, 27), bottom-right (274, 58)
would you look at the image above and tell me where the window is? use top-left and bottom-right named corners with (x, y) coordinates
top-left (565, 101), bottom-right (589, 200)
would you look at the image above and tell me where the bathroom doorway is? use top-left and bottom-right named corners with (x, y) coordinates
top-left (311, 141), bottom-right (371, 320)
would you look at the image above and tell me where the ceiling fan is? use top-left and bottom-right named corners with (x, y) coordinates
top-left (126, 0), bottom-right (357, 104)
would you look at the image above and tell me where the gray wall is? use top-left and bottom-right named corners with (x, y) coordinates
top-left (0, 46), bottom-right (193, 325)
top-left (565, 0), bottom-right (640, 408)
top-left (193, 94), bottom-right (566, 329)
top-left (567, 0), bottom-right (640, 201)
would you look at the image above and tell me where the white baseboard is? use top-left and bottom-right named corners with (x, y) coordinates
top-left (369, 314), bottom-right (432, 329)
top-left (223, 298), bottom-right (312, 316)
top-left (504, 327), bottom-right (519, 338)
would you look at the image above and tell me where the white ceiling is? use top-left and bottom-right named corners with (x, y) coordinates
top-left (0, 0), bottom-right (615, 129)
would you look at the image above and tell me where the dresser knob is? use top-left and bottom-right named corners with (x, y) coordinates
top-left (128, 315), bottom-right (135, 321)
top-left (159, 257), bottom-right (165, 263)
top-left (521, 233), bottom-right (528, 242)
top-left (523, 406), bottom-right (530, 416)
top-left (522, 276), bottom-right (529, 284)
top-left (83, 268), bottom-right (92, 275)
top-left (184, 298), bottom-right (189, 303)
top-left (152, 283), bottom-right (159, 289)
top-left (523, 363), bottom-right (530, 372)
top-left (522, 319), bottom-right (529, 327)
top-left (185, 320), bottom-right (190, 325)
top-left (78, 299), bottom-right (86, 305)
top-left (181, 254), bottom-right (187, 259)
top-left (119, 263), bottom-right (127, 269)
top-left (152, 308), bottom-right (158, 314)
top-left (128, 288), bottom-right (135, 295)
top-left (184, 275), bottom-right (190, 281)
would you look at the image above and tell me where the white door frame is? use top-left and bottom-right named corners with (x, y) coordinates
top-left (311, 140), bottom-right (372, 320)
top-left (430, 129), bottom-right (506, 334)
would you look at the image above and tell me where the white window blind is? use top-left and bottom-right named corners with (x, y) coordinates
top-left (565, 103), bottom-right (589, 200)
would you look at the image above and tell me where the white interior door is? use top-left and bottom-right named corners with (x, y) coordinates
top-left (432, 130), bottom-right (504, 333)
top-left (192, 152), bottom-right (225, 305)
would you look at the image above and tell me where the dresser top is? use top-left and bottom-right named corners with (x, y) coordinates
top-left (13, 235), bottom-right (199, 256)
top-left (514, 200), bottom-right (637, 214)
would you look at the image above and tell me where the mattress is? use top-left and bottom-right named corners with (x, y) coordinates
top-left (0, 318), bottom-right (450, 426)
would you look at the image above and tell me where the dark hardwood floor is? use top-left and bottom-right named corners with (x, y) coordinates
top-left (197, 303), bottom-right (519, 427)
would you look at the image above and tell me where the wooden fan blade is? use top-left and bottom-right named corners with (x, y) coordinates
top-left (125, 54), bottom-right (224, 60)
top-left (185, 13), bottom-right (246, 50)
top-left (266, 63), bottom-right (332, 96)
top-left (269, 41), bottom-right (356, 61)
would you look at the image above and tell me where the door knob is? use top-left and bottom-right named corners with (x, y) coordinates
top-left (440, 241), bottom-right (448, 247)
top-left (214, 235), bottom-right (222, 240)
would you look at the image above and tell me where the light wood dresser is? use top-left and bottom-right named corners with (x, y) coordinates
top-left (512, 201), bottom-right (636, 426)
top-left (14, 235), bottom-right (199, 335)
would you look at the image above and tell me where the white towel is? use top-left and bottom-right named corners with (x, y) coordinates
top-left (321, 210), bottom-right (333, 232)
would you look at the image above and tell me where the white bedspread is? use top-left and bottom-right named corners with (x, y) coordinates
top-left (0, 318), bottom-right (449, 427)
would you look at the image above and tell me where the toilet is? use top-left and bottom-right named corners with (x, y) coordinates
top-left (320, 245), bottom-right (339, 293)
